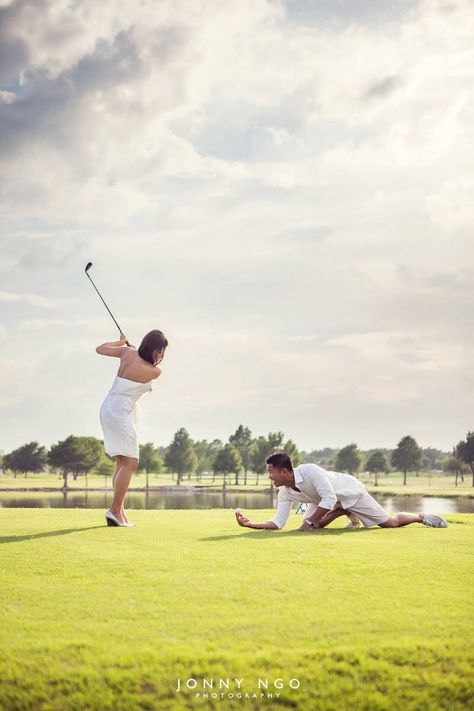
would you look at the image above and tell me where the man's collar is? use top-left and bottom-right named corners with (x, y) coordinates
top-left (289, 467), bottom-right (303, 491)
top-left (293, 467), bottom-right (303, 485)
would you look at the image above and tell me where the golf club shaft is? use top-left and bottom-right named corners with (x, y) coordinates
top-left (85, 272), bottom-right (130, 346)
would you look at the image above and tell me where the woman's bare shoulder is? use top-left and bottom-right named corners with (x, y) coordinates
top-left (129, 350), bottom-right (161, 379)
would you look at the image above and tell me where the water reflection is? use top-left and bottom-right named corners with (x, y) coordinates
top-left (0, 490), bottom-right (472, 513)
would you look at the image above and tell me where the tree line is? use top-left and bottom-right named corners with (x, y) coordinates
top-left (1, 428), bottom-right (473, 489)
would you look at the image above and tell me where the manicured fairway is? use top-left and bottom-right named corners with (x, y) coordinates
top-left (1, 509), bottom-right (473, 710)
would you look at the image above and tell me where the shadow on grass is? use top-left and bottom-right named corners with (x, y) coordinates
top-left (0, 526), bottom-right (105, 544)
top-left (201, 528), bottom-right (372, 542)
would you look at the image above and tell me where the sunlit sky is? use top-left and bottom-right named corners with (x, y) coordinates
top-left (0, 0), bottom-right (472, 454)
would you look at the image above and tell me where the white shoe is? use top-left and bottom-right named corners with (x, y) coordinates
top-left (105, 510), bottom-right (130, 527)
top-left (422, 513), bottom-right (448, 528)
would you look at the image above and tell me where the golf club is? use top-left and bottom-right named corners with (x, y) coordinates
top-left (84, 262), bottom-right (130, 346)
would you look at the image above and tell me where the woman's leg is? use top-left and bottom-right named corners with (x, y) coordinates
top-left (111, 456), bottom-right (129, 522)
top-left (112, 456), bottom-right (123, 490)
top-left (110, 456), bottom-right (138, 523)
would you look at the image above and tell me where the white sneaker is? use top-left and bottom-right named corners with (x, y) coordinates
top-left (422, 513), bottom-right (448, 528)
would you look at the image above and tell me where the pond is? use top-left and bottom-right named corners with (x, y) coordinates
top-left (0, 490), bottom-right (473, 513)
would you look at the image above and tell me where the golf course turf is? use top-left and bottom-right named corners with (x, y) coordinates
top-left (1, 509), bottom-right (473, 710)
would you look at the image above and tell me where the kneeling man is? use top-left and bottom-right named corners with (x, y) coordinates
top-left (235, 453), bottom-right (447, 531)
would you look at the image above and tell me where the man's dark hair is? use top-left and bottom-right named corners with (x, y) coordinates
top-left (266, 452), bottom-right (293, 472)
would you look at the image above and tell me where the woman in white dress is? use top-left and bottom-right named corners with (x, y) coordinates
top-left (96, 329), bottom-right (168, 527)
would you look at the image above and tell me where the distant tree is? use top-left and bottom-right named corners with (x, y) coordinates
top-left (3, 442), bottom-right (47, 478)
top-left (94, 453), bottom-right (115, 488)
top-left (303, 448), bottom-right (338, 468)
top-left (363, 448), bottom-right (393, 471)
top-left (213, 444), bottom-right (243, 489)
top-left (190, 439), bottom-right (224, 482)
top-left (251, 436), bottom-right (272, 486)
top-left (267, 431), bottom-right (285, 451)
top-left (157, 445), bottom-right (169, 461)
top-left (229, 425), bottom-right (253, 484)
top-left (49, 435), bottom-right (102, 488)
top-left (137, 442), bottom-right (164, 488)
top-left (335, 443), bottom-right (363, 475)
top-left (206, 440), bottom-right (224, 482)
top-left (391, 436), bottom-right (423, 486)
top-left (283, 439), bottom-right (303, 467)
top-left (443, 454), bottom-right (468, 488)
top-left (456, 432), bottom-right (474, 487)
top-left (422, 447), bottom-right (445, 471)
top-left (248, 433), bottom-right (300, 486)
top-left (365, 450), bottom-right (388, 487)
top-left (193, 440), bottom-right (211, 480)
top-left (165, 428), bottom-right (197, 485)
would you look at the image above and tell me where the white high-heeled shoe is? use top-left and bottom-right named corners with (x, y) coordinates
top-left (105, 509), bottom-right (131, 527)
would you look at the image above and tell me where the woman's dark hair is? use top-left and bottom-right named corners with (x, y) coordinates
top-left (266, 452), bottom-right (293, 472)
top-left (138, 330), bottom-right (168, 365)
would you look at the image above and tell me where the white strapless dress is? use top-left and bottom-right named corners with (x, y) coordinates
top-left (99, 376), bottom-right (152, 458)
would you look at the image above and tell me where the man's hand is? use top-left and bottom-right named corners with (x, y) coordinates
top-left (235, 511), bottom-right (253, 528)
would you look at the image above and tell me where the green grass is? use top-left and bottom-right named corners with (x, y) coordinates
top-left (1, 509), bottom-right (473, 710)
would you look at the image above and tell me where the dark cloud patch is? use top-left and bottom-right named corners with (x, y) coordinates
top-left (0, 23), bottom-right (186, 162)
top-left (0, 0), bottom-right (61, 85)
top-left (365, 75), bottom-right (402, 100)
top-left (0, 33), bottom-right (29, 85)
top-left (0, 0), bottom-right (33, 84)
top-left (68, 30), bottom-right (144, 94)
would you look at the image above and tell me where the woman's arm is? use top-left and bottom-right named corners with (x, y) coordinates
top-left (96, 334), bottom-right (130, 357)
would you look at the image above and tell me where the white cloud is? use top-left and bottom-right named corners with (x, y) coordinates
top-left (0, 289), bottom-right (57, 307)
top-left (0, 0), bottom-right (472, 451)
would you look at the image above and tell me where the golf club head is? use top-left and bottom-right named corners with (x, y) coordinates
top-left (85, 261), bottom-right (93, 274)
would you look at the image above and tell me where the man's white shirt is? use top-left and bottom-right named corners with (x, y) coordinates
top-left (270, 463), bottom-right (366, 529)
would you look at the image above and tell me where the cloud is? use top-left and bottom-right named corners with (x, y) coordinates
top-left (0, 0), bottom-right (472, 451)
top-left (364, 75), bottom-right (403, 100)
top-left (20, 317), bottom-right (103, 330)
top-left (282, 0), bottom-right (420, 27)
top-left (0, 289), bottom-right (58, 307)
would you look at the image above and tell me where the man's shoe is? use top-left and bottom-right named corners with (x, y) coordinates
top-left (422, 513), bottom-right (448, 528)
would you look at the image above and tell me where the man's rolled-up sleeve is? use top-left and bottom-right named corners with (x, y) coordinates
top-left (270, 500), bottom-right (293, 529)
top-left (309, 468), bottom-right (337, 510)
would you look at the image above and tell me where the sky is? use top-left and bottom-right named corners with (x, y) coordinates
top-left (0, 0), bottom-right (473, 454)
